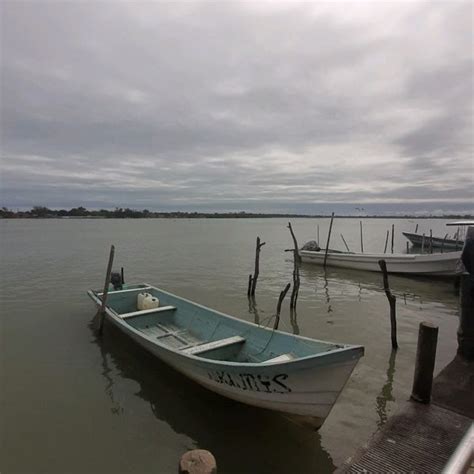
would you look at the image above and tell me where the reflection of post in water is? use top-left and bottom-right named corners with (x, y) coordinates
top-left (248, 296), bottom-right (260, 325)
top-left (375, 349), bottom-right (397, 428)
top-left (290, 308), bottom-right (300, 335)
top-left (89, 320), bottom-right (124, 415)
top-left (322, 271), bottom-right (333, 314)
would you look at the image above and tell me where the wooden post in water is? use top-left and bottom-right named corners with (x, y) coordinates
top-left (121, 267), bottom-right (125, 284)
top-left (383, 230), bottom-right (389, 253)
top-left (287, 222), bottom-right (301, 263)
top-left (441, 234), bottom-right (448, 254)
top-left (391, 224), bottom-right (395, 254)
top-left (250, 237), bottom-right (265, 296)
top-left (429, 229), bottom-right (433, 254)
top-left (378, 259), bottom-right (398, 349)
top-left (179, 450), bottom-right (217, 474)
top-left (360, 221), bottom-right (364, 253)
top-left (341, 234), bottom-right (351, 252)
top-left (411, 322), bottom-right (438, 403)
top-left (324, 212), bottom-right (335, 268)
top-left (406, 242), bottom-right (409, 254)
top-left (274, 283), bottom-right (291, 330)
top-left (458, 226), bottom-right (474, 360)
top-left (290, 249), bottom-right (300, 309)
top-left (317, 224), bottom-right (320, 246)
top-left (415, 223), bottom-right (419, 233)
top-left (97, 245), bottom-right (115, 335)
top-left (421, 234), bottom-right (426, 253)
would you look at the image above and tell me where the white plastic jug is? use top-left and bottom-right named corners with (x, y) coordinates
top-left (137, 292), bottom-right (152, 310)
top-left (142, 295), bottom-right (160, 310)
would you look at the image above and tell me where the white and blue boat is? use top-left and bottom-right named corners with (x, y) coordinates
top-left (88, 283), bottom-right (364, 428)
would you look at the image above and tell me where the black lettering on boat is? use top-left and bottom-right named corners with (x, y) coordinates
top-left (272, 374), bottom-right (291, 393)
top-left (257, 375), bottom-right (273, 393)
top-left (241, 374), bottom-right (260, 392)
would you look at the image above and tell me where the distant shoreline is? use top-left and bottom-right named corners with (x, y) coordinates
top-left (1, 206), bottom-right (472, 220)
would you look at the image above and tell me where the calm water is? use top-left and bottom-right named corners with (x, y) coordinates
top-left (1, 218), bottom-right (460, 473)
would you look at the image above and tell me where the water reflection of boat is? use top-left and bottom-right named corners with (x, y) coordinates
top-left (90, 321), bottom-right (335, 473)
top-left (88, 283), bottom-right (364, 428)
top-left (298, 264), bottom-right (459, 309)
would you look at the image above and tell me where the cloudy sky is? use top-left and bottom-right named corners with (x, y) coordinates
top-left (1, 1), bottom-right (473, 214)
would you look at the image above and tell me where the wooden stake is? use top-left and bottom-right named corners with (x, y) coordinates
top-left (421, 233), bottom-right (425, 253)
top-left (411, 322), bottom-right (438, 403)
top-left (274, 283), bottom-right (291, 330)
top-left (121, 267), bottom-right (125, 284)
top-left (360, 220), bottom-right (364, 253)
top-left (391, 224), bottom-right (395, 254)
top-left (323, 212), bottom-right (335, 268)
top-left (406, 242), bottom-right (409, 254)
top-left (250, 237), bottom-right (265, 296)
top-left (383, 230), bottom-right (389, 253)
top-left (415, 223), bottom-right (419, 233)
top-left (378, 259), bottom-right (398, 349)
top-left (290, 249), bottom-right (300, 309)
top-left (287, 222), bottom-right (301, 263)
top-left (317, 224), bottom-right (320, 246)
top-left (441, 234), bottom-right (448, 254)
top-left (97, 245), bottom-right (115, 335)
top-left (341, 233), bottom-right (351, 252)
top-left (429, 229), bottom-right (433, 254)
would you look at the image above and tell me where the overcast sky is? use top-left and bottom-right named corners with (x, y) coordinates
top-left (1, 1), bottom-right (473, 214)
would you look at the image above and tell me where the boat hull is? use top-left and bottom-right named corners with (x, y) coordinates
top-left (300, 250), bottom-right (461, 276)
top-left (88, 287), bottom-right (363, 427)
top-left (402, 232), bottom-right (463, 251)
top-left (107, 314), bottom-right (359, 426)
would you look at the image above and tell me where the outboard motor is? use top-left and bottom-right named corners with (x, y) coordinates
top-left (301, 240), bottom-right (321, 251)
top-left (110, 272), bottom-right (123, 290)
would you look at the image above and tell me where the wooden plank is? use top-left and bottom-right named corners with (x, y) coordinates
top-left (182, 336), bottom-right (245, 355)
top-left (262, 353), bottom-right (295, 364)
top-left (120, 305), bottom-right (176, 319)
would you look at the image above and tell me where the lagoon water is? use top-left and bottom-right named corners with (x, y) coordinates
top-left (1, 218), bottom-right (460, 473)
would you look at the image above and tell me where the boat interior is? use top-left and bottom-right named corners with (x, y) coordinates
top-left (94, 284), bottom-right (346, 364)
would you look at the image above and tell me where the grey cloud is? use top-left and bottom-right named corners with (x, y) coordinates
top-left (1, 1), bottom-right (473, 213)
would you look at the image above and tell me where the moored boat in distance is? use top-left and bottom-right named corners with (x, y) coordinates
top-left (402, 231), bottom-right (464, 251)
top-left (88, 283), bottom-right (364, 428)
top-left (300, 247), bottom-right (461, 276)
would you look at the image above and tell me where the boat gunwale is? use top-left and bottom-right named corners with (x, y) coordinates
top-left (299, 249), bottom-right (461, 261)
top-left (87, 285), bottom-right (364, 368)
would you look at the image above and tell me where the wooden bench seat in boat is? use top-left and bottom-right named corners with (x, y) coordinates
top-left (182, 336), bottom-right (245, 356)
top-left (120, 305), bottom-right (176, 319)
top-left (262, 353), bottom-right (295, 364)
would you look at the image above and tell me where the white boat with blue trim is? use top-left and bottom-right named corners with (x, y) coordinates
top-left (88, 283), bottom-right (364, 428)
top-left (300, 245), bottom-right (461, 276)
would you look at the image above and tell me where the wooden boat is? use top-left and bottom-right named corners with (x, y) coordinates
top-left (88, 283), bottom-right (364, 428)
top-left (300, 248), bottom-right (461, 276)
top-left (402, 231), bottom-right (463, 251)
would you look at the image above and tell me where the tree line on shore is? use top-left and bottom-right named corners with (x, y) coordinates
top-left (1, 206), bottom-right (472, 219)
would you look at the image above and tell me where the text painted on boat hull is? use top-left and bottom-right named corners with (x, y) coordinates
top-left (207, 371), bottom-right (291, 393)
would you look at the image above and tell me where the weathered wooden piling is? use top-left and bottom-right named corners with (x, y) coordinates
top-left (341, 233), bottom-right (351, 252)
top-left (391, 224), bottom-right (395, 254)
top-left (383, 230), bottom-right (389, 253)
top-left (411, 322), bottom-right (438, 403)
top-left (97, 244), bottom-right (115, 335)
top-left (378, 259), bottom-right (398, 349)
top-left (290, 249), bottom-right (300, 309)
top-left (274, 283), bottom-right (291, 330)
top-left (429, 229), bottom-right (433, 254)
top-left (458, 226), bottom-right (474, 360)
top-left (324, 212), bottom-right (335, 268)
top-left (287, 222), bottom-right (301, 263)
top-left (249, 237), bottom-right (265, 296)
top-left (179, 450), bottom-right (217, 474)
top-left (360, 221), bottom-right (364, 253)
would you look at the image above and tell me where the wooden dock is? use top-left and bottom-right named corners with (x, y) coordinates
top-left (337, 356), bottom-right (474, 473)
